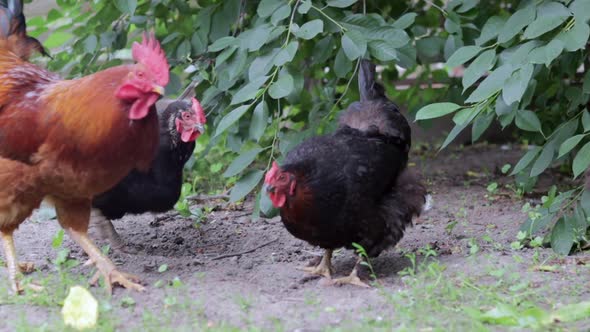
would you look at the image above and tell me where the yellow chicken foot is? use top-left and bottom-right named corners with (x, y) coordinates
top-left (1, 231), bottom-right (23, 294)
top-left (332, 257), bottom-right (370, 288)
top-left (298, 249), bottom-right (333, 279)
top-left (66, 229), bottom-right (144, 293)
top-left (18, 262), bottom-right (35, 274)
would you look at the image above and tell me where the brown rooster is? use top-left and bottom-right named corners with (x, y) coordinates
top-left (264, 60), bottom-right (426, 287)
top-left (0, 0), bottom-right (168, 293)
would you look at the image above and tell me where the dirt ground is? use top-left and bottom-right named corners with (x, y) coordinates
top-left (1, 144), bottom-right (589, 331)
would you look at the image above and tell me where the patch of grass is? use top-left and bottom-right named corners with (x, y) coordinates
top-left (333, 253), bottom-right (590, 331)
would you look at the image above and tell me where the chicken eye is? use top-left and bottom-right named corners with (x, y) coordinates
top-left (278, 174), bottom-right (285, 181)
top-left (137, 71), bottom-right (145, 78)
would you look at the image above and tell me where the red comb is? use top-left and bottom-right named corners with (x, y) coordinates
top-left (132, 32), bottom-right (169, 86)
top-left (264, 162), bottom-right (281, 184)
top-left (191, 97), bottom-right (206, 124)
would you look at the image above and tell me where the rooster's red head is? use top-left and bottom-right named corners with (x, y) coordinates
top-left (264, 161), bottom-right (296, 208)
top-left (116, 32), bottom-right (170, 120)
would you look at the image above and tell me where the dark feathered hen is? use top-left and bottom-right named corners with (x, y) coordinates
top-left (265, 60), bottom-right (426, 287)
top-left (91, 95), bottom-right (206, 252)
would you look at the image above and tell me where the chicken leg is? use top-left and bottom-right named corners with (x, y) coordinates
top-left (298, 249), bottom-right (333, 279)
top-left (332, 257), bottom-right (370, 288)
top-left (53, 198), bottom-right (144, 293)
top-left (67, 229), bottom-right (144, 293)
top-left (1, 231), bottom-right (22, 294)
top-left (90, 209), bottom-right (135, 254)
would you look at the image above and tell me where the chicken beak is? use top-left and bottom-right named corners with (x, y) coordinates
top-left (152, 85), bottom-right (165, 95)
top-left (194, 123), bottom-right (205, 134)
top-left (265, 184), bottom-right (275, 193)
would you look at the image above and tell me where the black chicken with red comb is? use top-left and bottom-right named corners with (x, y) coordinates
top-left (264, 60), bottom-right (426, 287)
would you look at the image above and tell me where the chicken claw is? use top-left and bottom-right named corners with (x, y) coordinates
top-left (18, 262), bottom-right (35, 274)
top-left (89, 269), bottom-right (144, 294)
top-left (66, 228), bottom-right (144, 293)
top-left (331, 258), bottom-right (371, 288)
top-left (298, 249), bottom-right (333, 279)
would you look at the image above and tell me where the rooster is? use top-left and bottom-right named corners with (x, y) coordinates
top-left (264, 60), bottom-right (426, 287)
top-left (0, 0), bottom-right (168, 293)
top-left (91, 91), bottom-right (206, 252)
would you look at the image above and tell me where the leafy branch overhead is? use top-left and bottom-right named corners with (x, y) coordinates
top-left (35, 0), bottom-right (590, 254)
top-left (414, 0), bottom-right (590, 254)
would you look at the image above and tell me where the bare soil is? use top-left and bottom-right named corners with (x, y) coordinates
top-left (1, 144), bottom-right (589, 331)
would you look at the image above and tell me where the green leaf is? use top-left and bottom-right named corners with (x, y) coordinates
top-left (215, 104), bottom-right (252, 137)
top-left (515, 110), bottom-right (542, 133)
top-left (294, 19), bottom-right (324, 40)
top-left (83, 35), bottom-right (98, 53)
top-left (440, 122), bottom-right (468, 150)
top-left (550, 217), bottom-right (574, 255)
top-left (465, 64), bottom-right (513, 103)
top-left (530, 143), bottom-right (555, 177)
top-left (269, 72), bottom-right (294, 99)
top-left (457, 0), bottom-right (479, 13)
top-left (476, 16), bottom-right (506, 45)
top-left (333, 47), bottom-right (352, 78)
top-left (570, 0), bottom-right (590, 23)
top-left (191, 31), bottom-right (207, 55)
top-left (114, 0), bottom-right (137, 15)
top-left (502, 64), bottom-right (534, 105)
top-left (511, 146), bottom-right (542, 175)
top-left (298, 0), bottom-right (311, 14)
top-left (558, 134), bottom-right (587, 158)
top-left (271, 4), bottom-right (291, 25)
top-left (556, 22), bottom-right (590, 52)
top-left (523, 11), bottom-right (569, 39)
top-left (209, 36), bottom-right (237, 52)
top-left (326, 0), bottom-right (357, 8)
top-left (415, 103), bottom-right (462, 121)
top-left (472, 111), bottom-right (494, 142)
top-left (176, 39), bottom-right (191, 60)
top-left (223, 148), bottom-right (264, 177)
top-left (368, 27), bottom-right (410, 47)
top-left (581, 189), bottom-right (590, 217)
top-left (341, 30), bottom-right (367, 60)
top-left (446, 45), bottom-right (482, 68)
top-left (392, 13), bottom-right (417, 29)
top-left (239, 25), bottom-right (272, 52)
top-left (258, 0), bottom-right (283, 18)
top-left (230, 170), bottom-right (264, 203)
top-left (453, 107), bottom-right (479, 125)
top-left (462, 49), bottom-right (496, 91)
top-left (573, 141), bottom-right (590, 177)
top-left (249, 48), bottom-right (280, 80)
top-left (274, 41), bottom-right (299, 66)
top-left (505, 40), bottom-right (541, 66)
top-left (44, 31), bottom-right (74, 48)
top-left (528, 39), bottom-right (564, 67)
top-left (583, 110), bottom-right (590, 132)
top-left (368, 41), bottom-right (399, 61)
top-left (498, 6), bottom-right (536, 43)
top-left (249, 101), bottom-right (269, 142)
top-left (583, 72), bottom-right (590, 94)
top-left (231, 76), bottom-right (269, 105)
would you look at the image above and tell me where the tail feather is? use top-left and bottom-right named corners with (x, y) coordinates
top-left (368, 170), bottom-right (427, 256)
top-left (358, 59), bottom-right (386, 102)
top-left (0, 0), bottom-right (49, 59)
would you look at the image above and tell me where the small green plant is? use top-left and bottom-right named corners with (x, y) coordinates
top-left (351, 242), bottom-right (376, 281)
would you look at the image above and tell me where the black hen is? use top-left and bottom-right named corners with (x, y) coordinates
top-left (91, 97), bottom-right (206, 251)
top-left (264, 60), bottom-right (426, 287)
